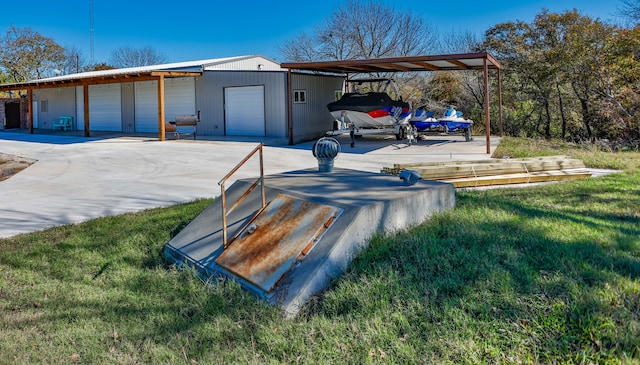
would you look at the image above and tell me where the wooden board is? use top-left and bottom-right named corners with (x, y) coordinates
top-left (380, 156), bottom-right (591, 188)
top-left (444, 169), bottom-right (592, 188)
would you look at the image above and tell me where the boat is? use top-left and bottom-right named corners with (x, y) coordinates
top-left (326, 78), bottom-right (412, 141)
top-left (327, 91), bottom-right (412, 129)
top-left (409, 105), bottom-right (474, 141)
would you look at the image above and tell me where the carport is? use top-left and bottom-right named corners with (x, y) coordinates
top-left (0, 66), bottom-right (202, 141)
top-left (282, 52), bottom-right (502, 153)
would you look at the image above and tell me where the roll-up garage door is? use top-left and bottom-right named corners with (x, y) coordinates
top-left (134, 80), bottom-right (158, 132)
top-left (165, 77), bottom-right (196, 119)
top-left (134, 77), bottom-right (195, 133)
top-left (224, 86), bottom-right (265, 136)
top-left (89, 84), bottom-right (122, 131)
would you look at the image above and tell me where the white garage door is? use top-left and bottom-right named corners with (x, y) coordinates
top-left (134, 80), bottom-right (158, 132)
top-left (89, 84), bottom-right (122, 131)
top-left (225, 86), bottom-right (265, 136)
top-left (134, 77), bottom-right (195, 133)
top-left (165, 77), bottom-right (196, 119)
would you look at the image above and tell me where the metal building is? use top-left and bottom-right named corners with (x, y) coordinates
top-left (0, 55), bottom-right (344, 145)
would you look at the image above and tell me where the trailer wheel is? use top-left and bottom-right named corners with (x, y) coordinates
top-left (464, 128), bottom-right (472, 142)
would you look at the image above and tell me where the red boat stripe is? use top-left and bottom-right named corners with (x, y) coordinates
top-left (367, 109), bottom-right (390, 118)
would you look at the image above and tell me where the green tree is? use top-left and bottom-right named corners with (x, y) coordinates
top-left (0, 25), bottom-right (65, 83)
top-left (485, 19), bottom-right (555, 138)
top-left (89, 63), bottom-right (117, 71)
top-left (598, 25), bottom-right (640, 142)
top-left (484, 10), bottom-right (624, 142)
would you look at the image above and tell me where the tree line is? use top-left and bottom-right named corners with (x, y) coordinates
top-left (1, 0), bottom-right (638, 146)
top-left (0, 25), bottom-right (167, 86)
top-left (280, 0), bottom-right (640, 147)
top-left (483, 9), bottom-right (640, 146)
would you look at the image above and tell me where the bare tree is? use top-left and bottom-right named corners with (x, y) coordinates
top-left (0, 25), bottom-right (65, 83)
top-left (279, 0), bottom-right (438, 62)
top-left (60, 46), bottom-right (89, 74)
top-left (618, 0), bottom-right (640, 25)
top-left (109, 46), bottom-right (168, 68)
top-left (440, 29), bottom-right (482, 54)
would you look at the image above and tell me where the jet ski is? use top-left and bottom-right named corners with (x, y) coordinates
top-left (410, 106), bottom-right (473, 132)
top-left (438, 106), bottom-right (473, 132)
top-left (410, 105), bottom-right (474, 141)
top-left (408, 109), bottom-right (439, 131)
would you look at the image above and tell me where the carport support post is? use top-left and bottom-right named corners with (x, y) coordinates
top-left (484, 57), bottom-right (491, 154)
top-left (83, 83), bottom-right (90, 137)
top-left (498, 69), bottom-right (504, 137)
top-left (28, 88), bottom-right (33, 134)
top-left (157, 75), bottom-right (166, 141)
top-left (287, 70), bottom-right (294, 145)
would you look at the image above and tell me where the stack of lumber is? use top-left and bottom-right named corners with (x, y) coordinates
top-left (381, 156), bottom-right (592, 188)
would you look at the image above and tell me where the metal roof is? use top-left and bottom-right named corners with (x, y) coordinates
top-left (0, 55), bottom-right (280, 91)
top-left (281, 52), bottom-right (500, 74)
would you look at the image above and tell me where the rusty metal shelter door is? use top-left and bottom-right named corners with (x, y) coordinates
top-left (216, 193), bottom-right (341, 293)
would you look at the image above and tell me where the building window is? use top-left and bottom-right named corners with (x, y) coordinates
top-left (40, 99), bottom-right (48, 113)
top-left (334, 90), bottom-right (343, 100)
top-left (294, 90), bottom-right (306, 103)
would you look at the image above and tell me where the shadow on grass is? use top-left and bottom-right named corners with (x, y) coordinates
top-left (303, 173), bottom-right (640, 361)
top-left (1, 172), bottom-right (638, 363)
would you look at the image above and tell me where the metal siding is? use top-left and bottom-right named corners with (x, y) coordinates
top-left (291, 73), bottom-right (345, 144)
top-left (195, 71), bottom-right (287, 138)
top-left (121, 83), bottom-right (135, 133)
top-left (204, 56), bottom-right (281, 71)
top-left (89, 84), bottom-right (122, 131)
top-left (134, 80), bottom-right (158, 132)
top-left (194, 75), bottom-right (221, 136)
top-left (75, 86), bottom-right (84, 130)
top-left (33, 87), bottom-right (77, 130)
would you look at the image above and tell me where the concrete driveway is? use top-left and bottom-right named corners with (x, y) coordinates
top-left (0, 131), bottom-right (500, 238)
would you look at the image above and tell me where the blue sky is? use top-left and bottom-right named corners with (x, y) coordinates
top-left (1, 0), bottom-right (622, 65)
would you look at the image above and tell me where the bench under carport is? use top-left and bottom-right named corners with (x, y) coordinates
top-left (52, 116), bottom-right (74, 131)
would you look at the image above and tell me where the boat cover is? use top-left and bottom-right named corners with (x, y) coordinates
top-left (327, 92), bottom-right (409, 113)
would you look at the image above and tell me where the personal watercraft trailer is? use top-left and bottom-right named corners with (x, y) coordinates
top-left (410, 105), bottom-right (474, 142)
top-left (282, 52), bottom-right (503, 154)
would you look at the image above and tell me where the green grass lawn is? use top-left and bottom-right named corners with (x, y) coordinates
top-left (1, 137), bottom-right (639, 364)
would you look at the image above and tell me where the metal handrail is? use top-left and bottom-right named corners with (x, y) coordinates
top-left (218, 143), bottom-right (266, 249)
